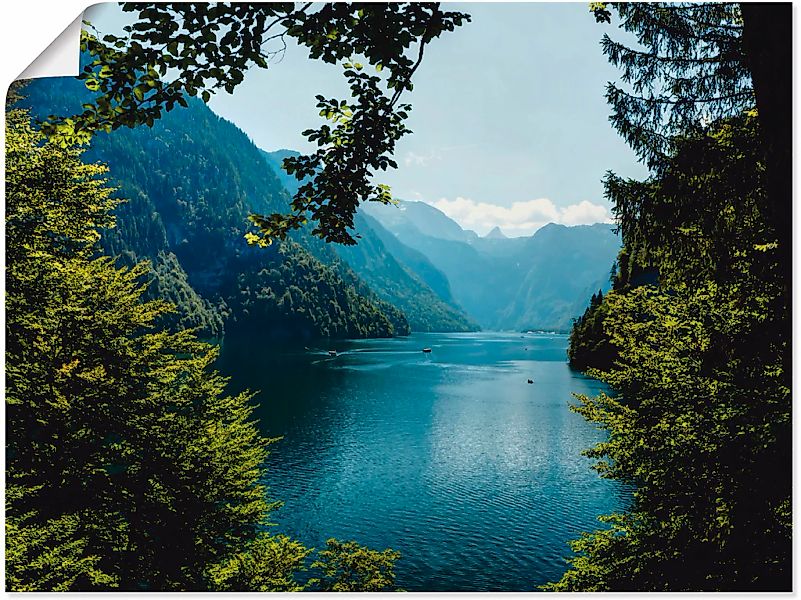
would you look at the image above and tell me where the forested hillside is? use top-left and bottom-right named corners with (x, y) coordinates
top-left (262, 149), bottom-right (477, 332)
top-left (498, 223), bottom-right (620, 331)
top-left (335, 213), bottom-right (479, 332)
top-left (558, 111), bottom-right (790, 593)
top-left (20, 77), bottom-right (409, 341)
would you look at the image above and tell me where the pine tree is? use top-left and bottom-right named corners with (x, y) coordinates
top-left (556, 4), bottom-right (790, 590)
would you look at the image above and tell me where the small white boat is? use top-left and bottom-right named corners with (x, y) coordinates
top-left (328, 350), bottom-right (338, 357)
top-left (422, 347), bottom-right (432, 353)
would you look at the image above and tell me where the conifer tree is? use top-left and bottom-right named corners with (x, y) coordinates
top-left (556, 3), bottom-right (790, 590)
top-left (554, 84), bottom-right (790, 594)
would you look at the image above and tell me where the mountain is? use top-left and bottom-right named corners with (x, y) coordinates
top-left (19, 74), bottom-right (618, 337)
top-left (364, 200), bottom-right (621, 331)
top-left (261, 148), bottom-right (302, 195)
top-left (262, 149), bottom-right (477, 332)
top-left (19, 77), bottom-right (409, 341)
top-left (485, 226), bottom-right (507, 239)
top-left (358, 212), bottom-right (458, 305)
top-left (335, 213), bottom-right (479, 332)
top-left (364, 199), bottom-right (480, 243)
top-left (498, 223), bottom-right (621, 331)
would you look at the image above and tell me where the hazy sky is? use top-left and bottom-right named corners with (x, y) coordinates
top-left (85, 2), bottom-right (649, 236)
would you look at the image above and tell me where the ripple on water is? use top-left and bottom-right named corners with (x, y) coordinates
top-left (219, 332), bottom-right (629, 591)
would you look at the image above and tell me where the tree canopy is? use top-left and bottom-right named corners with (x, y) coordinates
top-left (40, 2), bottom-right (470, 245)
top-left (5, 102), bottom-right (402, 592)
top-left (591, 2), bottom-right (791, 277)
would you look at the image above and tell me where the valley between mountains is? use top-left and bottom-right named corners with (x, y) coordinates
top-left (23, 79), bottom-right (620, 340)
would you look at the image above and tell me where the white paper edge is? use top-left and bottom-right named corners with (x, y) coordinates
top-left (17, 11), bottom-right (84, 80)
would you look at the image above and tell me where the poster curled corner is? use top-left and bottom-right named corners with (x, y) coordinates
top-left (17, 11), bottom-right (85, 80)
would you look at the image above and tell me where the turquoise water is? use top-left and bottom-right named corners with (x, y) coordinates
top-left (218, 332), bottom-right (628, 591)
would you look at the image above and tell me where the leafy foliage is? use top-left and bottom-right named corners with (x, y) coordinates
top-left (6, 483), bottom-right (113, 591)
top-left (554, 6), bottom-right (791, 589)
top-left (5, 106), bottom-right (402, 591)
top-left (6, 106), bottom-right (267, 589)
top-left (262, 148), bottom-right (478, 332)
top-left (592, 2), bottom-right (791, 268)
top-left (40, 3), bottom-right (470, 244)
top-left (310, 539), bottom-right (401, 592)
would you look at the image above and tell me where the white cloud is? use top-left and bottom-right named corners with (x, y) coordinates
top-left (428, 196), bottom-right (613, 237)
top-left (559, 200), bottom-right (613, 226)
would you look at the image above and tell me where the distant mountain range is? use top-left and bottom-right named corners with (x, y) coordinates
top-left (362, 200), bottom-right (621, 331)
top-left (19, 75), bottom-right (618, 338)
top-left (263, 150), bottom-right (621, 331)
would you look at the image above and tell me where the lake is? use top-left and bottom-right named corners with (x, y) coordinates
top-left (217, 331), bottom-right (628, 591)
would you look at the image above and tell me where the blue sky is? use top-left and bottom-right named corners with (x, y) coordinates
top-left (85, 2), bottom-right (649, 237)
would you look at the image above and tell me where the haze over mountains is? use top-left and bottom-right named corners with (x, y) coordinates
top-left (21, 74), bottom-right (619, 338)
top-left (362, 200), bottom-right (621, 331)
top-left (265, 149), bottom-right (621, 331)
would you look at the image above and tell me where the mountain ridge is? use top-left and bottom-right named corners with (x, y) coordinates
top-left (262, 149), bottom-right (478, 332)
top-left (19, 78), bottom-right (410, 341)
top-left (364, 200), bottom-right (621, 331)
top-left (485, 226), bottom-right (508, 239)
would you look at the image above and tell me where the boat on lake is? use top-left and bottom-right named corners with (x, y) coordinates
top-left (328, 350), bottom-right (337, 357)
top-left (422, 347), bottom-right (432, 353)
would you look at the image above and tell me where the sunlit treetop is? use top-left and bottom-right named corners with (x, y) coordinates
top-left (39, 2), bottom-right (470, 245)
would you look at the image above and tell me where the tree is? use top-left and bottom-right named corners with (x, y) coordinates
top-left (554, 4), bottom-right (791, 590)
top-left (310, 539), bottom-right (402, 592)
top-left (5, 105), bottom-right (400, 591)
top-left (568, 289), bottom-right (616, 371)
top-left (552, 99), bottom-right (790, 591)
top-left (40, 2), bottom-right (470, 245)
top-left (592, 2), bottom-right (791, 287)
top-left (738, 2), bottom-right (792, 308)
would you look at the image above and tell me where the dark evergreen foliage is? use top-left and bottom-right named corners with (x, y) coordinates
top-left (554, 5), bottom-right (791, 586)
top-left (567, 290), bottom-right (615, 372)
